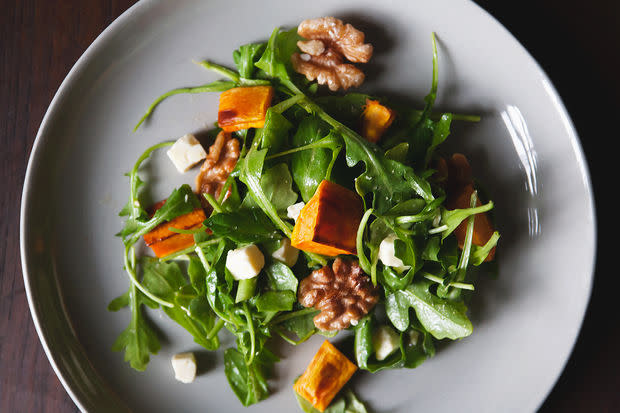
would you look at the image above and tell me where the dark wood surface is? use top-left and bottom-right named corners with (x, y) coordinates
top-left (1, 1), bottom-right (617, 412)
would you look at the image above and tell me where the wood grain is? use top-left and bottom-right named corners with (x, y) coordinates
top-left (0, 0), bottom-right (617, 412)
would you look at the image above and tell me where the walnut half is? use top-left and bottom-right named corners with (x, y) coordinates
top-left (195, 131), bottom-right (240, 204)
top-left (292, 17), bottom-right (373, 91)
top-left (298, 258), bottom-right (379, 331)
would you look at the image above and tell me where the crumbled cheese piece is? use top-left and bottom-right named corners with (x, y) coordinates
top-left (271, 238), bottom-right (299, 267)
top-left (171, 352), bottom-right (197, 383)
top-left (286, 201), bottom-right (305, 221)
top-left (225, 244), bottom-right (265, 280)
top-left (166, 134), bottom-right (207, 173)
top-left (372, 325), bottom-right (400, 361)
top-left (378, 234), bottom-right (410, 270)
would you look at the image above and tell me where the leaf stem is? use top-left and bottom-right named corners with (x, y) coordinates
top-left (274, 327), bottom-right (316, 346)
top-left (242, 302), bottom-right (256, 365)
top-left (356, 209), bottom-right (374, 274)
top-left (194, 60), bottom-right (241, 83)
top-left (133, 81), bottom-right (235, 131)
top-left (124, 246), bottom-right (174, 308)
top-left (206, 318), bottom-right (225, 340)
top-left (269, 307), bottom-right (318, 325)
top-left (203, 193), bottom-right (224, 214)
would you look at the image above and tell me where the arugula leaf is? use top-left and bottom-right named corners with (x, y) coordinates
top-left (258, 109), bottom-right (293, 154)
top-left (140, 258), bottom-right (219, 350)
top-left (379, 266), bottom-right (416, 292)
top-left (340, 128), bottom-right (434, 213)
top-left (233, 43), bottom-right (266, 79)
top-left (470, 231), bottom-right (500, 265)
top-left (204, 208), bottom-right (280, 244)
top-left (424, 113), bottom-right (453, 165)
top-left (255, 27), bottom-right (301, 91)
top-left (274, 308), bottom-right (319, 342)
top-left (224, 346), bottom-right (278, 406)
top-left (242, 163), bottom-right (298, 212)
top-left (265, 261), bottom-right (298, 292)
top-left (440, 201), bottom-right (494, 240)
top-left (256, 290), bottom-right (296, 312)
top-left (291, 116), bottom-right (341, 202)
top-left (384, 142), bottom-right (409, 163)
top-left (240, 147), bottom-right (294, 237)
top-left (385, 280), bottom-right (472, 339)
top-left (354, 315), bottom-right (434, 374)
top-left (297, 98), bottom-right (434, 213)
top-left (314, 93), bottom-right (371, 125)
top-left (401, 321), bottom-right (436, 369)
top-left (120, 184), bottom-right (201, 246)
top-left (109, 283), bottom-right (161, 371)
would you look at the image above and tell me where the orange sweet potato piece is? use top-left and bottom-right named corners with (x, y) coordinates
top-left (218, 86), bottom-right (274, 132)
top-left (360, 99), bottom-right (396, 143)
top-left (143, 208), bottom-right (206, 246)
top-left (143, 201), bottom-right (206, 258)
top-left (445, 154), bottom-right (496, 261)
top-left (294, 340), bottom-right (357, 412)
top-left (149, 227), bottom-right (201, 258)
top-left (291, 180), bottom-right (363, 256)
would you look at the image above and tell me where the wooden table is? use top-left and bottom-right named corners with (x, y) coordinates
top-left (1, 0), bottom-right (617, 411)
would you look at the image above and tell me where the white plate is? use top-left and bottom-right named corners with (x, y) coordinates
top-left (20, 0), bottom-right (596, 412)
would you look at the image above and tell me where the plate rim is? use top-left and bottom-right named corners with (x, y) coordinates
top-left (19, 0), bottom-right (597, 412)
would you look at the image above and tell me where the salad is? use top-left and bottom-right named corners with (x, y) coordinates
top-left (111, 17), bottom-right (500, 412)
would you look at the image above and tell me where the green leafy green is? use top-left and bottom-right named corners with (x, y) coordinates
top-left (354, 315), bottom-right (435, 373)
top-left (233, 43), bottom-right (266, 79)
top-left (140, 258), bottom-right (219, 350)
top-left (385, 280), bottom-right (473, 339)
top-left (255, 27), bottom-right (301, 91)
top-left (224, 346), bottom-right (278, 406)
top-left (204, 208), bottom-right (280, 244)
top-left (242, 163), bottom-right (298, 212)
top-left (471, 231), bottom-right (500, 265)
top-left (256, 290), bottom-right (296, 312)
top-left (290, 116), bottom-right (342, 202)
top-left (109, 283), bottom-right (160, 371)
top-left (258, 108), bottom-right (293, 154)
top-left (240, 147), bottom-right (294, 237)
top-left (265, 261), bottom-right (298, 292)
top-left (440, 201), bottom-right (494, 240)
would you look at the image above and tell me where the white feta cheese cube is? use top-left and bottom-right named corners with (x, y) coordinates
top-left (271, 238), bottom-right (299, 267)
top-left (166, 134), bottom-right (207, 173)
top-left (378, 234), bottom-right (410, 270)
top-left (372, 325), bottom-right (400, 361)
top-left (226, 244), bottom-right (265, 280)
top-left (286, 201), bottom-right (305, 222)
top-left (171, 352), bottom-right (197, 383)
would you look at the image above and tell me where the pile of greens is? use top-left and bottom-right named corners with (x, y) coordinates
top-left (112, 25), bottom-right (500, 410)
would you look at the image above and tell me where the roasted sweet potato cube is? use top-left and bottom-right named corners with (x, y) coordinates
top-left (143, 201), bottom-right (206, 258)
top-left (143, 208), bottom-right (206, 246)
top-left (360, 99), bottom-right (395, 143)
top-left (294, 340), bottom-right (357, 412)
top-left (149, 229), bottom-right (200, 258)
top-left (291, 180), bottom-right (363, 256)
top-left (217, 86), bottom-right (274, 132)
